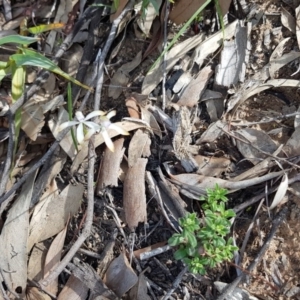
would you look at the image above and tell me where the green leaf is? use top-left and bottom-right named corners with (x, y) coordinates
top-left (0, 35), bottom-right (39, 46)
top-left (28, 23), bottom-right (65, 34)
top-left (174, 248), bottom-right (188, 260)
top-left (186, 231), bottom-right (197, 248)
top-left (168, 234), bottom-right (182, 246)
top-left (11, 48), bottom-right (92, 91)
top-left (0, 65), bottom-right (11, 82)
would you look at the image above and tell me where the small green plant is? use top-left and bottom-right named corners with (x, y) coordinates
top-left (168, 185), bottom-right (238, 275)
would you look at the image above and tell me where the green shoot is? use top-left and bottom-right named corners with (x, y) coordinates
top-left (168, 185), bottom-right (238, 275)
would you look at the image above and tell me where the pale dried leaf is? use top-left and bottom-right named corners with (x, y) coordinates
top-left (57, 275), bottom-right (89, 300)
top-left (96, 138), bottom-right (125, 192)
top-left (0, 171), bottom-right (37, 297)
top-left (28, 242), bottom-right (49, 282)
top-left (141, 106), bottom-right (162, 139)
top-left (71, 121), bottom-right (148, 173)
top-left (235, 128), bottom-right (277, 164)
top-left (21, 100), bottom-right (45, 141)
top-left (43, 224), bottom-right (68, 295)
top-left (215, 21), bottom-right (249, 86)
top-left (137, 0), bottom-right (162, 36)
top-left (126, 97), bottom-right (141, 119)
top-left (269, 52), bottom-right (300, 78)
top-left (177, 66), bottom-right (213, 107)
top-left (123, 158), bottom-right (147, 230)
top-left (283, 127), bottom-right (300, 157)
top-left (142, 34), bottom-right (204, 95)
top-left (270, 174), bottom-right (288, 210)
top-left (61, 44), bottom-right (83, 77)
top-left (196, 120), bottom-right (229, 144)
top-left (128, 129), bottom-right (151, 167)
top-left (296, 5), bottom-right (300, 49)
top-left (104, 252), bottom-right (138, 298)
top-left (26, 287), bottom-right (52, 300)
top-left (49, 107), bottom-right (77, 159)
top-left (281, 6), bottom-right (296, 33)
top-left (170, 0), bottom-right (207, 25)
top-left (128, 274), bottom-right (151, 300)
top-left (28, 181), bottom-right (83, 251)
top-left (192, 20), bottom-right (238, 66)
top-left (195, 155), bottom-right (231, 177)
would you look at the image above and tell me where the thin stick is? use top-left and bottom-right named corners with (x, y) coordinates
top-left (94, 0), bottom-right (135, 111)
top-left (162, 1), bottom-right (170, 111)
top-left (216, 207), bottom-right (287, 300)
top-left (162, 265), bottom-right (188, 300)
top-left (39, 137), bottom-right (95, 287)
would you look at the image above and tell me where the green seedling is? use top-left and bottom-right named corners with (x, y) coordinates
top-left (168, 185), bottom-right (238, 275)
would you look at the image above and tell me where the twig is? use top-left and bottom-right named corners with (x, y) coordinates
top-left (216, 206), bottom-right (288, 300)
top-left (162, 265), bottom-right (188, 300)
top-left (233, 173), bottom-right (300, 213)
top-left (140, 244), bottom-right (172, 261)
top-left (231, 111), bottom-right (300, 126)
top-left (39, 137), bottom-right (95, 288)
top-left (162, 1), bottom-right (170, 111)
top-left (94, 0), bottom-right (135, 111)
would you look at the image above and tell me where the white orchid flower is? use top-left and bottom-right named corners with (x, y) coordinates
top-left (58, 110), bottom-right (129, 151)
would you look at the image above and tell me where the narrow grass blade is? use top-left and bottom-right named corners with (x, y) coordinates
top-left (11, 48), bottom-right (93, 91)
top-left (67, 83), bottom-right (78, 152)
top-left (0, 35), bottom-right (39, 46)
top-left (28, 23), bottom-right (65, 34)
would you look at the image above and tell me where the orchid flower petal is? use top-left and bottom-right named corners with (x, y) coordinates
top-left (84, 128), bottom-right (97, 141)
top-left (109, 124), bottom-right (130, 136)
top-left (58, 121), bottom-right (79, 131)
top-left (76, 123), bottom-right (84, 144)
top-left (101, 130), bottom-right (114, 152)
top-left (75, 111), bottom-right (85, 122)
top-left (85, 110), bottom-right (106, 120)
top-left (106, 110), bottom-right (116, 120)
top-left (84, 121), bottom-right (101, 132)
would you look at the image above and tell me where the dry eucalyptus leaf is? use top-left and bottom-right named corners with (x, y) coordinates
top-left (177, 66), bottom-right (213, 107)
top-left (43, 224), bottom-right (68, 296)
top-left (126, 97), bottom-right (141, 119)
top-left (96, 138), bottom-right (125, 193)
top-left (0, 171), bottom-right (37, 297)
top-left (26, 287), bottom-right (52, 300)
top-left (196, 120), bottom-right (228, 144)
top-left (195, 155), bottom-right (231, 177)
top-left (104, 252), bottom-right (138, 298)
top-left (282, 127), bottom-right (300, 157)
top-left (28, 181), bottom-right (83, 251)
top-left (141, 106), bottom-right (162, 139)
top-left (281, 6), bottom-right (296, 33)
top-left (60, 44), bottom-right (83, 77)
top-left (123, 158), bottom-right (147, 230)
top-left (215, 21), bottom-right (249, 86)
top-left (128, 274), bottom-right (151, 300)
top-left (128, 130), bottom-right (151, 167)
top-left (234, 128), bottom-right (277, 164)
top-left (270, 174), bottom-right (288, 210)
top-left (57, 275), bottom-right (89, 300)
top-left (296, 5), bottom-right (300, 49)
top-left (28, 242), bottom-right (49, 282)
top-left (137, 0), bottom-right (162, 36)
